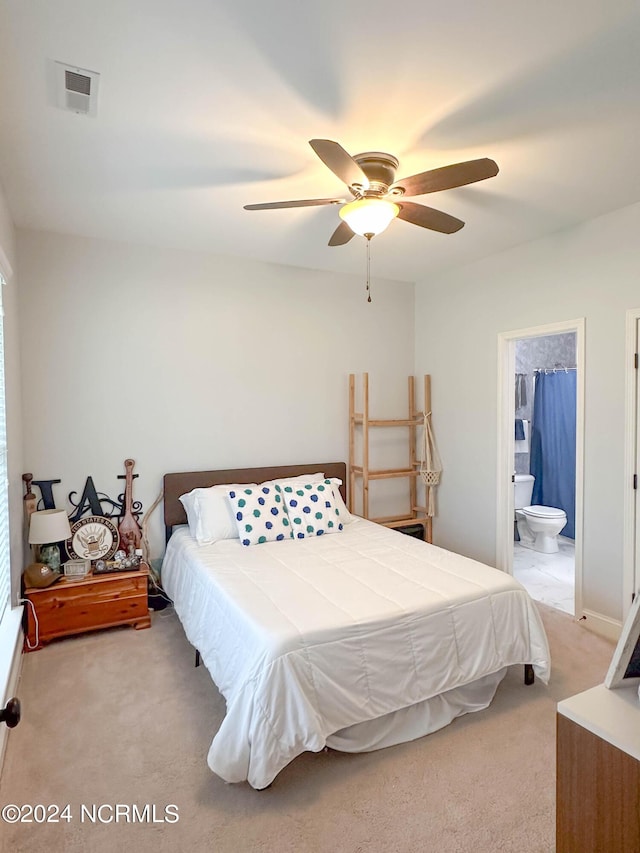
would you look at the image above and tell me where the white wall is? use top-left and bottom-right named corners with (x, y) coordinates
top-left (17, 229), bottom-right (415, 557)
top-left (414, 201), bottom-right (640, 623)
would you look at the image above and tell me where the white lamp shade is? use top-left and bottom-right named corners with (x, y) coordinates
top-left (28, 509), bottom-right (72, 544)
top-left (339, 198), bottom-right (399, 236)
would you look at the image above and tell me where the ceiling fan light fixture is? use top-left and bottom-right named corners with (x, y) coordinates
top-left (339, 198), bottom-right (399, 237)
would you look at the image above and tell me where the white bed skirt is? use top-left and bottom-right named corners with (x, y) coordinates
top-left (326, 668), bottom-right (507, 752)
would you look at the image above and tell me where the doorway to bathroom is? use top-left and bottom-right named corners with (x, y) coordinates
top-left (496, 319), bottom-right (585, 618)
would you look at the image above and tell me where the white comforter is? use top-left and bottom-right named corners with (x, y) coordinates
top-left (162, 519), bottom-right (550, 789)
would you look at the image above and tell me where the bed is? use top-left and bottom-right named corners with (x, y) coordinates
top-left (161, 461), bottom-right (550, 789)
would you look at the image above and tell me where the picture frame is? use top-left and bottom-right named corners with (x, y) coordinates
top-left (63, 558), bottom-right (90, 578)
top-left (604, 593), bottom-right (640, 689)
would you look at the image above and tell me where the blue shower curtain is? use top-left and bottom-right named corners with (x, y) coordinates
top-left (530, 370), bottom-right (576, 539)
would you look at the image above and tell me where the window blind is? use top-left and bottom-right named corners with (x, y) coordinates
top-left (0, 273), bottom-right (9, 623)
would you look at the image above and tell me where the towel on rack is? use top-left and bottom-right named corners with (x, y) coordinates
top-left (515, 419), bottom-right (525, 441)
top-left (515, 374), bottom-right (527, 409)
top-left (515, 419), bottom-right (529, 453)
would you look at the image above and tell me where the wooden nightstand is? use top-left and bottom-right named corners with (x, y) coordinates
top-left (23, 565), bottom-right (151, 652)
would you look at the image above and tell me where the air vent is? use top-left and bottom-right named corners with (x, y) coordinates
top-left (55, 62), bottom-right (100, 117)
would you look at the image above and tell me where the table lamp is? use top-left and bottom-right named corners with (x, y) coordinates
top-left (28, 509), bottom-right (72, 572)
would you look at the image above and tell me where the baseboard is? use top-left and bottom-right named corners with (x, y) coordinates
top-left (0, 610), bottom-right (24, 776)
top-left (579, 608), bottom-right (622, 643)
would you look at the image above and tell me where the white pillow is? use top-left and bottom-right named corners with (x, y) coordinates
top-left (227, 484), bottom-right (293, 546)
top-left (263, 472), bottom-right (326, 488)
top-left (325, 478), bottom-right (355, 525)
top-left (266, 472), bottom-right (354, 525)
top-left (179, 483), bottom-right (256, 545)
top-left (279, 480), bottom-right (344, 539)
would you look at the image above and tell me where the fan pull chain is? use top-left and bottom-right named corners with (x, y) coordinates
top-left (365, 233), bottom-right (373, 303)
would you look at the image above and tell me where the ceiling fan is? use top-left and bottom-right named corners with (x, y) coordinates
top-left (244, 139), bottom-right (499, 245)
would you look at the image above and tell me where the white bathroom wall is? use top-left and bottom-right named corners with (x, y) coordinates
top-left (414, 200), bottom-right (640, 624)
top-left (17, 229), bottom-right (415, 557)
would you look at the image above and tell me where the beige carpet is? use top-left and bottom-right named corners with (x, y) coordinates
top-left (0, 603), bottom-right (614, 853)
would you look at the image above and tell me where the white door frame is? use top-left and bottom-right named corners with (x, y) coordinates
top-left (622, 309), bottom-right (640, 620)
top-left (496, 318), bottom-right (585, 619)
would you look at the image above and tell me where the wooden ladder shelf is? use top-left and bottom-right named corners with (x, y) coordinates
top-left (348, 373), bottom-right (433, 543)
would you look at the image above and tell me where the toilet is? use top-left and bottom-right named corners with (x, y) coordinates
top-left (514, 474), bottom-right (567, 554)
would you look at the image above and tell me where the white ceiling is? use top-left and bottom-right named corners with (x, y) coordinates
top-left (1, 0), bottom-right (639, 283)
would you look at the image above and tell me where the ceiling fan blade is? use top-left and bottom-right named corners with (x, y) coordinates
top-left (244, 197), bottom-right (346, 210)
top-left (328, 221), bottom-right (355, 247)
top-left (309, 139), bottom-right (369, 189)
top-left (397, 201), bottom-right (464, 234)
top-left (391, 158), bottom-right (499, 197)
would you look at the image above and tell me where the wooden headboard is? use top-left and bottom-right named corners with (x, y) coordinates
top-left (163, 461), bottom-right (347, 539)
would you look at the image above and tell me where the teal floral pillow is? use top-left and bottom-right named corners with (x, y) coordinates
top-left (227, 485), bottom-right (293, 546)
top-left (279, 480), bottom-right (344, 539)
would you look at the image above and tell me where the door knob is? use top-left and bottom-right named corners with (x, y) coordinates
top-left (0, 697), bottom-right (21, 728)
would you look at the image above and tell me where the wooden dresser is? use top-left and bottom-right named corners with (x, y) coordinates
top-left (557, 684), bottom-right (640, 853)
top-left (23, 566), bottom-right (151, 651)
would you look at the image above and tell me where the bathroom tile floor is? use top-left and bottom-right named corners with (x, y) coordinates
top-left (513, 535), bottom-right (575, 615)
